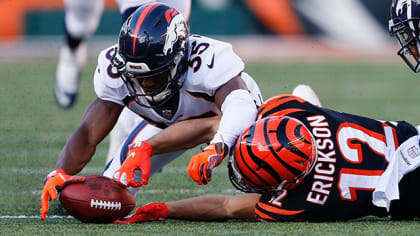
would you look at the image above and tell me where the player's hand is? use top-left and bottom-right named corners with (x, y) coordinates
top-left (114, 202), bottom-right (168, 224)
top-left (113, 141), bottom-right (152, 188)
top-left (187, 143), bottom-right (226, 185)
top-left (40, 169), bottom-right (85, 221)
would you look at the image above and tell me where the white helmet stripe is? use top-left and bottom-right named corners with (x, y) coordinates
top-left (408, 0), bottom-right (416, 31)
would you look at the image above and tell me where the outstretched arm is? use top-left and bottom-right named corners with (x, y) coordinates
top-left (56, 98), bottom-right (123, 174)
top-left (41, 98), bottom-right (122, 221)
top-left (115, 193), bottom-right (261, 223)
top-left (113, 115), bottom-right (222, 187)
top-left (148, 116), bottom-right (221, 155)
top-left (187, 75), bottom-right (259, 185)
top-left (168, 193), bottom-right (260, 221)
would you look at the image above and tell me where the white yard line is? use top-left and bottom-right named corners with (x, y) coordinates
top-left (0, 215), bottom-right (72, 219)
top-left (7, 188), bottom-right (239, 196)
top-left (2, 166), bottom-right (216, 175)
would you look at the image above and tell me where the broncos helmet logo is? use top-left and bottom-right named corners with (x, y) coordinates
top-left (163, 9), bottom-right (188, 56)
top-left (395, 0), bottom-right (408, 16)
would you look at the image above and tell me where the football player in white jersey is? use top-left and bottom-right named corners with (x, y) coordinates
top-left (40, 3), bottom-right (263, 221)
top-left (54, 0), bottom-right (191, 108)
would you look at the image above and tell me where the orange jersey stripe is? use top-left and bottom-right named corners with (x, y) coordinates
top-left (255, 208), bottom-right (276, 221)
top-left (258, 94), bottom-right (306, 116)
top-left (259, 108), bottom-right (305, 119)
top-left (258, 202), bottom-right (303, 216)
top-left (132, 3), bottom-right (159, 54)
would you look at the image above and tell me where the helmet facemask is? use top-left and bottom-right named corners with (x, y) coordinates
top-left (390, 20), bottom-right (420, 72)
top-left (389, 0), bottom-right (420, 72)
top-left (228, 154), bottom-right (285, 195)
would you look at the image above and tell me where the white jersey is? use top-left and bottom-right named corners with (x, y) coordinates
top-left (94, 35), bottom-right (262, 129)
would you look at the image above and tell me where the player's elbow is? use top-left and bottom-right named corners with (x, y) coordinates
top-left (223, 194), bottom-right (259, 221)
top-left (222, 197), bottom-right (249, 221)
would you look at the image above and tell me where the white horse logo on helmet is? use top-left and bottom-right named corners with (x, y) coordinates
top-left (163, 13), bottom-right (188, 56)
top-left (395, 0), bottom-right (407, 16)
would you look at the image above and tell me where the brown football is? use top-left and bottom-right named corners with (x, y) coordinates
top-left (59, 175), bottom-right (136, 223)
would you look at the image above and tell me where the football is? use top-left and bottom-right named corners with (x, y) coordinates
top-left (59, 175), bottom-right (136, 223)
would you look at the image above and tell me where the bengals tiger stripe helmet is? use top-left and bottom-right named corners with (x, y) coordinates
top-left (228, 116), bottom-right (317, 194)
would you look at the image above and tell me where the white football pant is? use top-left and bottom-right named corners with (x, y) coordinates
top-left (292, 84), bottom-right (322, 107)
top-left (103, 118), bottom-right (187, 196)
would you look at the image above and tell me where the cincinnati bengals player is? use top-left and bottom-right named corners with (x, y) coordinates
top-left (40, 3), bottom-right (262, 221)
top-left (115, 94), bottom-right (420, 223)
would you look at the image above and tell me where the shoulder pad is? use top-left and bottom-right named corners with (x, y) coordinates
top-left (96, 45), bottom-right (125, 89)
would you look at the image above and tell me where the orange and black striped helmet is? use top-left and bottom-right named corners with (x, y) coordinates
top-left (229, 116), bottom-right (317, 194)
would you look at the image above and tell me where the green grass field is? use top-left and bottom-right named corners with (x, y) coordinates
top-left (1, 59), bottom-right (420, 235)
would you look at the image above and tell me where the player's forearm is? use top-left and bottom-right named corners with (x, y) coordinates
top-left (55, 98), bottom-right (122, 175)
top-left (56, 129), bottom-right (96, 175)
top-left (167, 194), bottom-right (233, 221)
top-left (148, 116), bottom-right (220, 155)
top-left (166, 194), bottom-right (259, 221)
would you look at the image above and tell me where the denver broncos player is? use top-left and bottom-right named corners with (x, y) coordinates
top-left (115, 94), bottom-right (420, 223)
top-left (389, 0), bottom-right (420, 72)
top-left (54, 0), bottom-right (192, 109)
top-left (40, 3), bottom-right (263, 221)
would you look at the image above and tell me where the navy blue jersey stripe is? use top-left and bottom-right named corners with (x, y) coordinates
top-left (119, 120), bottom-right (149, 165)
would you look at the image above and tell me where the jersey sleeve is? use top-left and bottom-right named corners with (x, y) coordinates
top-left (185, 36), bottom-right (245, 95)
top-left (93, 45), bottom-right (127, 106)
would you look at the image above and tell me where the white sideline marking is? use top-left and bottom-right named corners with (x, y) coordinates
top-left (3, 167), bottom-right (103, 175)
top-left (0, 215), bottom-right (72, 219)
top-left (3, 166), bottom-right (212, 175)
top-left (143, 189), bottom-right (240, 194)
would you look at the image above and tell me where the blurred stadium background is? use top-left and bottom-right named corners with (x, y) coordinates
top-left (0, 0), bottom-right (397, 61)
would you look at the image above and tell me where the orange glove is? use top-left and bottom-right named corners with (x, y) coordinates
top-left (113, 141), bottom-right (152, 188)
top-left (187, 143), bottom-right (226, 185)
top-left (40, 169), bottom-right (85, 221)
top-left (114, 202), bottom-right (168, 224)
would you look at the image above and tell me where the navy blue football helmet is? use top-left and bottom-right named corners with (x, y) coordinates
top-left (390, 0), bottom-right (420, 72)
top-left (112, 3), bottom-right (189, 106)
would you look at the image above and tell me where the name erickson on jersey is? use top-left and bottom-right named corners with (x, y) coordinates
top-left (305, 115), bottom-right (336, 205)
